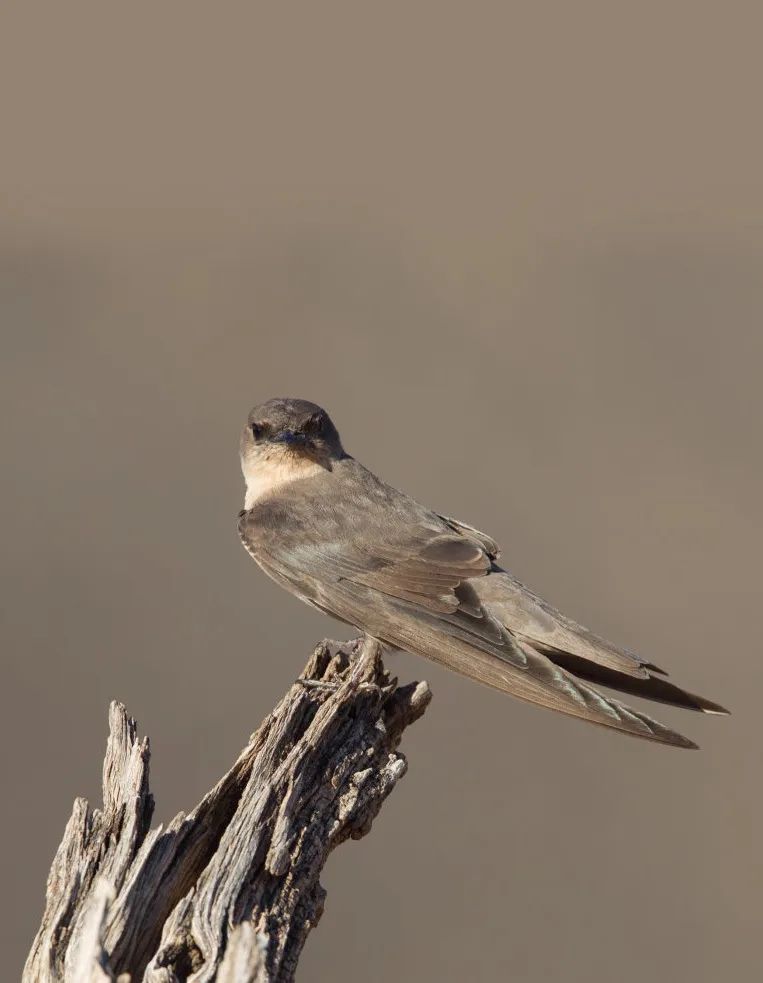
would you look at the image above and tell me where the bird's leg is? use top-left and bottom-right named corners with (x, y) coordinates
top-left (296, 635), bottom-right (382, 693)
top-left (347, 634), bottom-right (382, 688)
top-left (296, 678), bottom-right (339, 691)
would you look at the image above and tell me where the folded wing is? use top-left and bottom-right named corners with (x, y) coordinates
top-left (240, 492), bottom-right (727, 748)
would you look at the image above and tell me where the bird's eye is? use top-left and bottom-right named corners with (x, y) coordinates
top-left (251, 422), bottom-right (263, 439)
top-left (309, 415), bottom-right (325, 434)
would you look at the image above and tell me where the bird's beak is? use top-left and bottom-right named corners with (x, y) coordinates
top-left (271, 430), bottom-right (308, 446)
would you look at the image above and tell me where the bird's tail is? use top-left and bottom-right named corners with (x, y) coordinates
top-left (394, 623), bottom-right (703, 748)
top-left (533, 645), bottom-right (729, 715)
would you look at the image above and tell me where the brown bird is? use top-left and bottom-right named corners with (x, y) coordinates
top-left (238, 397), bottom-right (728, 748)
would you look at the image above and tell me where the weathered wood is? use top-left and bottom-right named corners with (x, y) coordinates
top-left (24, 638), bottom-right (431, 983)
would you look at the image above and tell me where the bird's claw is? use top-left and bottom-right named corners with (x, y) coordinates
top-left (296, 678), bottom-right (341, 692)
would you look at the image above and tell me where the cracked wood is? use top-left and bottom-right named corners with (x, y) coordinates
top-left (24, 639), bottom-right (431, 983)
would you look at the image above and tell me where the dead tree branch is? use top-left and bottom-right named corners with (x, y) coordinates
top-left (24, 638), bottom-right (431, 983)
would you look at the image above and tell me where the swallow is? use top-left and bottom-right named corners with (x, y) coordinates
top-left (238, 397), bottom-right (728, 748)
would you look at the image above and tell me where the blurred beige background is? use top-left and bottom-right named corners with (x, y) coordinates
top-left (2, 3), bottom-right (761, 980)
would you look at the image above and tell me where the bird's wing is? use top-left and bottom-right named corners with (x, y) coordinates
top-left (439, 513), bottom-right (659, 679)
top-left (240, 468), bottom-right (727, 747)
top-left (438, 517), bottom-right (727, 715)
top-left (330, 573), bottom-right (701, 749)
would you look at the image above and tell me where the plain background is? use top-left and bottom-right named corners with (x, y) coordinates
top-left (2, 4), bottom-right (760, 980)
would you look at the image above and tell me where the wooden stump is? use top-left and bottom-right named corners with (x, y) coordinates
top-left (24, 638), bottom-right (431, 983)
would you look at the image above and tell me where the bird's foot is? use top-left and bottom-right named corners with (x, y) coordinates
top-left (296, 678), bottom-right (341, 691)
top-left (297, 636), bottom-right (384, 694)
top-left (347, 635), bottom-right (383, 687)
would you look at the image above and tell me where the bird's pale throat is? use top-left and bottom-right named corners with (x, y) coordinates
top-left (242, 448), bottom-right (325, 508)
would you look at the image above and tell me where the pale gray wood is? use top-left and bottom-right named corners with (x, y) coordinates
top-left (24, 638), bottom-right (431, 983)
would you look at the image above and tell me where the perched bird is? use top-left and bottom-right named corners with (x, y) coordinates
top-left (238, 397), bottom-right (728, 748)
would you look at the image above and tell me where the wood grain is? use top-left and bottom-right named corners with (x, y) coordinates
top-left (24, 639), bottom-right (430, 983)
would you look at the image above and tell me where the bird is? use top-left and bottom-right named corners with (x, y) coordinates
top-left (238, 397), bottom-right (728, 749)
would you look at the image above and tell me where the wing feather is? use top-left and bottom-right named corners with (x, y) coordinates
top-left (329, 578), bottom-right (698, 748)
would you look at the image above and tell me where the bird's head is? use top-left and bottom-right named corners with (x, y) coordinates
top-left (240, 398), bottom-right (345, 506)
